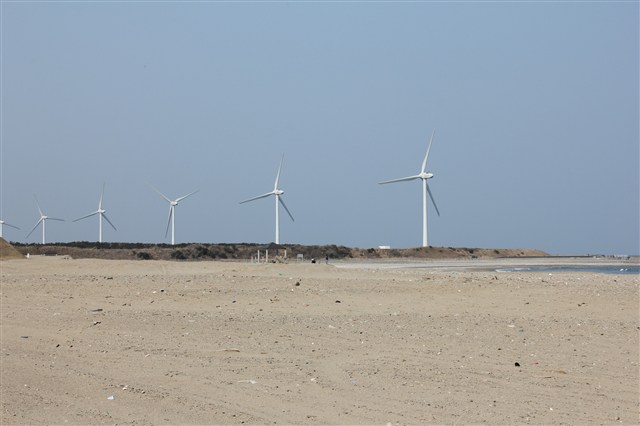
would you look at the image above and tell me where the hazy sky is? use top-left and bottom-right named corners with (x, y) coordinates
top-left (1, 1), bottom-right (638, 255)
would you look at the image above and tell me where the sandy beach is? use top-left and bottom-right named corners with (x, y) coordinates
top-left (1, 256), bottom-right (638, 425)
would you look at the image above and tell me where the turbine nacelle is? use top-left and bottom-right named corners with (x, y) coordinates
top-left (274, 189), bottom-right (284, 196)
top-left (420, 172), bottom-right (434, 180)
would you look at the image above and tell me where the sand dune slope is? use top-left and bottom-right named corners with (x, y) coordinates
top-left (0, 238), bottom-right (23, 260)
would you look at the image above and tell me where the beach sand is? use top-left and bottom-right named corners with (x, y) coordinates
top-left (1, 257), bottom-right (638, 424)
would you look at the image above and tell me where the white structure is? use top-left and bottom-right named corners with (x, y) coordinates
top-left (240, 155), bottom-right (294, 245)
top-left (26, 196), bottom-right (64, 244)
top-left (0, 220), bottom-right (20, 239)
top-left (73, 183), bottom-right (117, 243)
top-left (151, 186), bottom-right (198, 245)
top-left (379, 128), bottom-right (441, 247)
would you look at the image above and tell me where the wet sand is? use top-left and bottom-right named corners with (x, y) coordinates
top-left (1, 256), bottom-right (638, 424)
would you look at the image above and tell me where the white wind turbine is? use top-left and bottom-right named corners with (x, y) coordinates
top-left (26, 196), bottom-right (65, 244)
top-left (240, 155), bottom-right (294, 245)
top-left (151, 186), bottom-right (198, 245)
top-left (73, 183), bottom-right (117, 243)
top-left (379, 128), bottom-right (441, 247)
top-left (0, 219), bottom-right (20, 239)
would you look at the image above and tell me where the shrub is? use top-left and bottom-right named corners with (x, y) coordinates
top-left (193, 245), bottom-right (210, 258)
top-left (171, 250), bottom-right (186, 260)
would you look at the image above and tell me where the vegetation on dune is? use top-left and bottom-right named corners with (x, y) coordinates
top-left (7, 241), bottom-right (548, 261)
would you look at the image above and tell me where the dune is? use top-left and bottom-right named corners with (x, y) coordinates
top-left (0, 238), bottom-right (24, 260)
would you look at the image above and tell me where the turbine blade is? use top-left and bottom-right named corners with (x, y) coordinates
top-left (278, 196), bottom-right (295, 222)
top-left (47, 218), bottom-right (65, 222)
top-left (73, 211), bottom-right (99, 222)
top-left (34, 195), bottom-right (44, 217)
top-left (427, 184), bottom-right (441, 217)
top-left (175, 189), bottom-right (199, 203)
top-left (274, 154), bottom-right (284, 190)
top-left (165, 206), bottom-right (173, 238)
top-left (99, 182), bottom-right (106, 210)
top-left (421, 128), bottom-right (436, 173)
top-left (3, 222), bottom-right (20, 230)
top-left (378, 175), bottom-right (421, 185)
top-left (102, 213), bottom-right (117, 231)
top-left (239, 191), bottom-right (275, 204)
top-left (150, 185), bottom-right (172, 203)
top-left (26, 218), bottom-right (43, 239)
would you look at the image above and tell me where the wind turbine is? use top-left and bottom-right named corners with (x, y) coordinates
top-left (73, 183), bottom-right (117, 243)
top-left (26, 196), bottom-right (65, 244)
top-left (0, 219), bottom-right (20, 239)
top-left (379, 128), bottom-right (441, 247)
top-left (151, 185), bottom-right (198, 245)
top-left (240, 155), bottom-right (294, 245)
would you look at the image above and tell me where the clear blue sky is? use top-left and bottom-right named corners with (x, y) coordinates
top-left (1, 1), bottom-right (638, 255)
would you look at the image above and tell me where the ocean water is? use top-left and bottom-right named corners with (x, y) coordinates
top-left (496, 265), bottom-right (639, 275)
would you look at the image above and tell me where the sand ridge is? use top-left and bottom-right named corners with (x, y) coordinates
top-left (0, 238), bottom-right (23, 260)
top-left (1, 257), bottom-right (638, 424)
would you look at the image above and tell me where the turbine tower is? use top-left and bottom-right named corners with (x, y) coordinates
top-left (26, 196), bottom-right (64, 244)
top-left (240, 155), bottom-right (294, 245)
top-left (73, 183), bottom-right (117, 243)
top-left (151, 186), bottom-right (198, 245)
top-left (0, 220), bottom-right (20, 239)
top-left (379, 128), bottom-right (440, 247)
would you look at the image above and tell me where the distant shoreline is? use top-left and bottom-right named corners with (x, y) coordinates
top-left (332, 256), bottom-right (639, 273)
